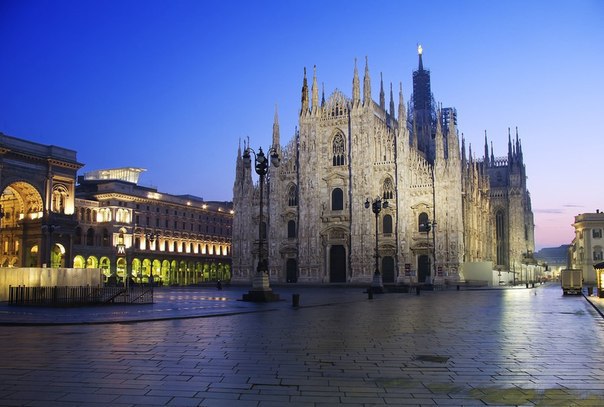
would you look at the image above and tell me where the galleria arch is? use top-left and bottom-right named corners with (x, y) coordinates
top-left (0, 133), bottom-right (81, 268)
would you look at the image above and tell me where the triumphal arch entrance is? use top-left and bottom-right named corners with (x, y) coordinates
top-left (0, 133), bottom-right (82, 268)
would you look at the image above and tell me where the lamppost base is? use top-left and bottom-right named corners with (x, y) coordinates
top-left (371, 272), bottom-right (384, 293)
top-left (242, 290), bottom-right (281, 302)
top-left (242, 273), bottom-right (281, 302)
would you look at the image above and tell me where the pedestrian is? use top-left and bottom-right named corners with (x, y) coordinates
top-left (216, 280), bottom-right (222, 290)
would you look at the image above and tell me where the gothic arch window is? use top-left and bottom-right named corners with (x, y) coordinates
top-left (332, 133), bottom-right (345, 166)
top-left (418, 212), bottom-right (429, 232)
top-left (382, 177), bottom-right (394, 200)
top-left (288, 184), bottom-right (298, 207)
top-left (383, 214), bottom-right (393, 235)
top-left (331, 188), bottom-right (344, 211)
top-left (496, 210), bottom-right (506, 265)
top-left (287, 220), bottom-right (296, 238)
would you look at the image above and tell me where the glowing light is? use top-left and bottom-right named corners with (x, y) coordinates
top-left (418, 44), bottom-right (423, 55)
top-left (147, 192), bottom-right (161, 200)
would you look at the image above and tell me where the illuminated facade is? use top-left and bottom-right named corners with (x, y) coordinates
top-left (569, 210), bottom-right (604, 284)
top-left (74, 168), bottom-right (233, 285)
top-left (0, 133), bottom-right (82, 268)
top-left (232, 48), bottom-right (535, 285)
top-left (0, 132), bottom-right (233, 285)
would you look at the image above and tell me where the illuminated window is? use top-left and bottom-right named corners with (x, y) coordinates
top-left (593, 229), bottom-right (603, 239)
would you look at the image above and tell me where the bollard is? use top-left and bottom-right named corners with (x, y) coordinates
top-left (525, 283), bottom-right (529, 288)
top-left (588, 287), bottom-right (593, 296)
top-left (531, 282), bottom-right (535, 288)
top-left (456, 285), bottom-right (460, 291)
top-left (416, 285), bottom-right (421, 295)
top-left (368, 288), bottom-right (373, 300)
top-left (292, 293), bottom-right (300, 307)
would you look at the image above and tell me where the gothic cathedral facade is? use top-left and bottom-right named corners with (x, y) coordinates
top-left (232, 49), bottom-right (535, 285)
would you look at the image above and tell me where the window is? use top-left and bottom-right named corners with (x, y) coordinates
top-left (288, 184), bottom-right (298, 207)
top-left (382, 178), bottom-right (394, 200)
top-left (594, 246), bottom-right (603, 261)
top-left (496, 210), bottom-right (506, 266)
top-left (418, 212), bottom-right (429, 232)
top-left (260, 221), bottom-right (267, 239)
top-left (593, 229), bottom-right (603, 239)
top-left (383, 215), bottom-right (393, 235)
top-left (332, 133), bottom-right (345, 166)
top-left (86, 228), bottom-right (95, 246)
top-left (331, 188), bottom-right (344, 211)
top-left (287, 220), bottom-right (296, 238)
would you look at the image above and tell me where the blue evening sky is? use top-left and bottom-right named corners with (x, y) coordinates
top-left (1, 0), bottom-right (602, 249)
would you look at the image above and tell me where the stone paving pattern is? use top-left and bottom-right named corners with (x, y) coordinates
top-left (0, 284), bottom-right (603, 406)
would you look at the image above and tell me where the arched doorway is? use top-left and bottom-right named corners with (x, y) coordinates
top-left (382, 256), bottom-right (395, 283)
top-left (329, 245), bottom-right (346, 283)
top-left (418, 254), bottom-right (431, 284)
top-left (286, 258), bottom-right (298, 283)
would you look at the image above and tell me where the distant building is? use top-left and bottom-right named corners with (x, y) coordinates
top-left (232, 47), bottom-right (535, 285)
top-left (74, 168), bottom-right (233, 285)
top-left (569, 210), bottom-right (604, 284)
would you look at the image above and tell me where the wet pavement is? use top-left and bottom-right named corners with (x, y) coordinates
top-left (0, 283), bottom-right (603, 406)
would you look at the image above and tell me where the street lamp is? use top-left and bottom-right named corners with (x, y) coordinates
top-left (145, 231), bottom-right (158, 285)
top-left (242, 145), bottom-right (281, 302)
top-left (365, 196), bottom-right (388, 293)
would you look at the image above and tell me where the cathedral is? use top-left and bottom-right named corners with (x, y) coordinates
top-left (232, 47), bottom-right (535, 286)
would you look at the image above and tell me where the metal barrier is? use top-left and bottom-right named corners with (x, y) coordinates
top-left (8, 285), bottom-right (153, 306)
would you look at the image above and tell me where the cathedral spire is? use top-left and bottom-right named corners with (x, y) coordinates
top-left (321, 82), bottom-right (325, 107)
top-left (484, 130), bottom-right (490, 167)
top-left (272, 104), bottom-right (280, 148)
top-left (389, 82), bottom-right (395, 122)
top-left (311, 65), bottom-right (319, 114)
top-left (507, 127), bottom-right (513, 164)
top-left (490, 141), bottom-right (495, 164)
top-left (352, 58), bottom-right (360, 107)
top-left (398, 82), bottom-right (406, 126)
top-left (435, 108), bottom-right (444, 160)
top-left (379, 72), bottom-right (385, 110)
top-left (363, 56), bottom-right (371, 107)
top-left (300, 67), bottom-right (309, 115)
top-left (461, 133), bottom-right (467, 164)
top-left (515, 126), bottom-right (523, 162)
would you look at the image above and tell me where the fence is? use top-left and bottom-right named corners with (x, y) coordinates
top-left (8, 285), bottom-right (154, 306)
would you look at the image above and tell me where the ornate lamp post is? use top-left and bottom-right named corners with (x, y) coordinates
top-left (242, 146), bottom-right (281, 302)
top-left (145, 231), bottom-right (158, 285)
top-left (365, 196), bottom-right (388, 293)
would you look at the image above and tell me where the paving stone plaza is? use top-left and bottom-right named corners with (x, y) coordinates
top-left (1, 284), bottom-right (603, 406)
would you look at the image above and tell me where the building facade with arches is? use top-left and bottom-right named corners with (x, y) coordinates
top-left (232, 48), bottom-right (534, 285)
top-left (73, 168), bottom-right (233, 285)
top-left (0, 133), bottom-right (82, 269)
